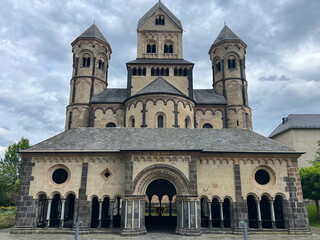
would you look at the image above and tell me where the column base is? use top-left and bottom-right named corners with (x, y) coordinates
top-left (121, 227), bottom-right (147, 236)
top-left (175, 228), bottom-right (201, 236)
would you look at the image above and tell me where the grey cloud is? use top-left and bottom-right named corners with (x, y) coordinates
top-left (259, 75), bottom-right (290, 81)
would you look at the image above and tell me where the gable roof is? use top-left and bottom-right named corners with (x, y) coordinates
top-left (213, 25), bottom-right (242, 45)
top-left (269, 114), bottom-right (320, 138)
top-left (137, 1), bottom-right (182, 30)
top-left (72, 24), bottom-right (109, 45)
top-left (23, 128), bottom-right (298, 154)
top-left (193, 89), bottom-right (227, 105)
top-left (133, 77), bottom-right (185, 97)
top-left (127, 58), bottom-right (193, 65)
top-left (91, 88), bottom-right (127, 103)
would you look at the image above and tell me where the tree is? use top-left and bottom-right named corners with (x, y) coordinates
top-left (313, 140), bottom-right (320, 164)
top-left (0, 138), bottom-right (29, 206)
top-left (300, 163), bottom-right (320, 219)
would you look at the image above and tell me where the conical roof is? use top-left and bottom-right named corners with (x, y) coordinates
top-left (214, 25), bottom-right (242, 44)
top-left (134, 77), bottom-right (185, 97)
top-left (72, 23), bottom-right (109, 45)
top-left (137, 1), bottom-right (182, 30)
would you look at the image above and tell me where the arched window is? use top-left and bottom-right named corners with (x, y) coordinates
top-left (223, 198), bottom-right (231, 228)
top-left (200, 197), bottom-right (209, 228)
top-left (274, 195), bottom-right (285, 229)
top-left (260, 195), bottom-right (272, 228)
top-left (160, 68), bottom-right (165, 76)
top-left (169, 45), bottom-right (173, 53)
top-left (106, 122), bottom-right (116, 127)
top-left (132, 67), bottom-right (137, 76)
top-left (183, 68), bottom-right (188, 76)
top-left (228, 59), bottom-right (236, 69)
top-left (156, 67), bottom-right (160, 76)
top-left (202, 123), bottom-right (213, 128)
top-left (147, 44), bottom-right (151, 53)
top-left (178, 68), bottom-right (183, 76)
top-left (164, 45), bottom-right (168, 53)
top-left (64, 194), bottom-right (75, 228)
top-left (185, 117), bottom-right (190, 128)
top-left (151, 68), bottom-right (155, 76)
top-left (82, 54), bottom-right (91, 67)
top-left (137, 68), bottom-right (142, 76)
top-left (216, 62), bottom-right (221, 72)
top-left (98, 59), bottom-right (105, 71)
top-left (174, 68), bottom-right (178, 76)
top-left (130, 117), bottom-right (135, 127)
top-left (101, 197), bottom-right (110, 228)
top-left (165, 68), bottom-right (169, 76)
top-left (50, 194), bottom-right (61, 227)
top-left (113, 197), bottom-right (122, 228)
top-left (157, 115), bottom-right (164, 128)
top-left (247, 195), bottom-right (258, 228)
top-left (152, 44), bottom-right (156, 53)
top-left (143, 68), bottom-right (146, 76)
top-left (91, 197), bottom-right (99, 228)
top-left (211, 198), bottom-right (221, 228)
top-left (155, 15), bottom-right (165, 25)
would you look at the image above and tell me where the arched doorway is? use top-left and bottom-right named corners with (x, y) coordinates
top-left (145, 179), bottom-right (177, 232)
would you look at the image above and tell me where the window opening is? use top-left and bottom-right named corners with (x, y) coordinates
top-left (255, 169), bottom-right (270, 185)
top-left (52, 168), bottom-right (68, 184)
top-left (216, 62), bottom-right (221, 72)
top-left (202, 123), bottom-right (213, 128)
top-left (106, 122), bottom-right (116, 127)
top-left (157, 115), bottom-right (164, 128)
top-left (133, 67), bottom-right (137, 76)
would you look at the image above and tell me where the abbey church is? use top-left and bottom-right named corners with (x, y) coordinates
top-left (13, 1), bottom-right (309, 236)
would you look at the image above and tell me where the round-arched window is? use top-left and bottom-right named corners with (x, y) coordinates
top-left (158, 115), bottom-right (164, 128)
top-left (52, 169), bottom-right (68, 184)
top-left (106, 122), bottom-right (116, 127)
top-left (202, 123), bottom-right (213, 128)
top-left (255, 169), bottom-right (270, 185)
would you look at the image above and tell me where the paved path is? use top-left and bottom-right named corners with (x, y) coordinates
top-left (1, 228), bottom-right (320, 240)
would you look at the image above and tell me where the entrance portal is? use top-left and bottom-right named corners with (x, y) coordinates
top-left (145, 179), bottom-right (177, 232)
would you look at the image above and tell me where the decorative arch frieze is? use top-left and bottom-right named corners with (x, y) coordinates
top-left (133, 164), bottom-right (190, 195)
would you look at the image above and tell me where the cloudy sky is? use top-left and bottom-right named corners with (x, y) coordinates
top-left (0, 0), bottom-right (320, 156)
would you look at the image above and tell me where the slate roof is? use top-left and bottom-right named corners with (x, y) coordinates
top-left (72, 24), bottom-right (109, 45)
top-left (269, 114), bottom-right (320, 138)
top-left (193, 89), bottom-right (227, 105)
top-left (91, 88), bottom-right (127, 103)
top-left (133, 77), bottom-right (185, 97)
top-left (23, 128), bottom-right (298, 154)
top-left (137, 1), bottom-right (182, 30)
top-left (213, 25), bottom-right (242, 45)
top-left (127, 58), bottom-right (193, 65)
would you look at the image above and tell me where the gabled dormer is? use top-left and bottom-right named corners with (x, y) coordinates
top-left (137, 1), bottom-right (183, 59)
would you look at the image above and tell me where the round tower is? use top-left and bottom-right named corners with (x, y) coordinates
top-left (208, 24), bottom-right (252, 130)
top-left (65, 24), bottom-right (112, 130)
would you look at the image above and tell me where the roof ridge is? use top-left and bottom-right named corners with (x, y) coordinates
top-left (213, 24), bottom-right (242, 45)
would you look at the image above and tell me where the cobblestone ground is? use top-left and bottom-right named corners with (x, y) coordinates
top-left (1, 228), bottom-right (320, 240)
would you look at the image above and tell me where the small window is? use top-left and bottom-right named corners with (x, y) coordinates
top-left (183, 68), bottom-right (188, 76)
top-left (152, 44), bottom-right (156, 53)
top-left (164, 45), bottom-right (168, 53)
top-left (130, 118), bottom-right (135, 127)
top-left (228, 59), bottom-right (236, 69)
top-left (185, 118), bottom-right (190, 128)
top-left (147, 44), bottom-right (151, 53)
top-left (156, 67), bottom-right (160, 76)
top-left (133, 67), bottom-right (137, 76)
top-left (138, 68), bottom-right (142, 76)
top-left (155, 15), bottom-right (165, 25)
top-left (160, 68), bottom-right (165, 76)
top-left (106, 122), bottom-right (116, 127)
top-left (143, 68), bottom-right (146, 76)
top-left (174, 68), bottom-right (178, 76)
top-left (98, 59), bottom-right (105, 71)
top-left (82, 56), bottom-right (91, 67)
top-left (216, 62), bottom-right (221, 72)
top-left (151, 68), bottom-right (155, 76)
top-left (202, 123), bottom-right (213, 128)
top-left (178, 68), bottom-right (183, 76)
top-left (165, 68), bottom-right (169, 76)
top-left (169, 45), bottom-right (173, 53)
top-left (157, 115), bottom-right (164, 128)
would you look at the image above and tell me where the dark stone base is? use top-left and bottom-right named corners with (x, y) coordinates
top-left (121, 227), bottom-right (147, 236)
top-left (175, 228), bottom-right (201, 236)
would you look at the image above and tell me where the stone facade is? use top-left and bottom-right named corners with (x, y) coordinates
top-left (13, 1), bottom-right (310, 237)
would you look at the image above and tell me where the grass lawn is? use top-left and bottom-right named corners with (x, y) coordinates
top-left (307, 205), bottom-right (320, 227)
top-left (0, 207), bottom-right (16, 229)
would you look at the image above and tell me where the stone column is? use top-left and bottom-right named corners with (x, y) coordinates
top-left (109, 200), bottom-right (114, 228)
top-left (219, 201), bottom-right (224, 229)
top-left (208, 202), bottom-right (212, 229)
top-left (270, 200), bottom-right (276, 229)
top-left (121, 195), bottom-right (146, 236)
top-left (46, 199), bottom-right (52, 228)
top-left (98, 200), bottom-right (103, 228)
top-left (257, 200), bottom-right (262, 229)
top-left (175, 196), bottom-right (201, 236)
top-left (59, 199), bottom-right (66, 228)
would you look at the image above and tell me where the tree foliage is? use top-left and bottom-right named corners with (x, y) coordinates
top-left (313, 140), bottom-right (320, 164)
top-left (300, 163), bottom-right (320, 219)
top-left (0, 138), bottom-right (29, 206)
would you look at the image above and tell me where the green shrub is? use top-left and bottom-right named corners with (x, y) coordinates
top-left (0, 206), bottom-right (16, 228)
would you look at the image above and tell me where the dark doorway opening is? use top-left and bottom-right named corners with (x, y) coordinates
top-left (274, 195), bottom-right (285, 229)
top-left (64, 193), bottom-right (75, 228)
top-left (247, 195), bottom-right (258, 228)
top-left (145, 179), bottom-right (177, 233)
top-left (91, 197), bottom-right (99, 228)
top-left (260, 195), bottom-right (272, 228)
